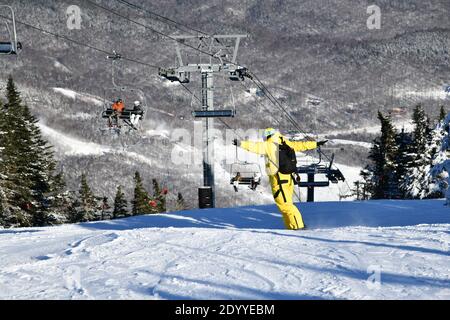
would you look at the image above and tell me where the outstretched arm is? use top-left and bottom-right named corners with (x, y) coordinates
top-left (240, 140), bottom-right (266, 155)
top-left (285, 140), bottom-right (317, 152)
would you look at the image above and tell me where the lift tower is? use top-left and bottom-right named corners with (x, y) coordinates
top-left (160, 35), bottom-right (248, 208)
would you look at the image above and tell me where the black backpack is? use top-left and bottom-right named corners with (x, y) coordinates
top-left (278, 137), bottom-right (297, 174)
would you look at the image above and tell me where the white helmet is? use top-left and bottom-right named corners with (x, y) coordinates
top-left (134, 100), bottom-right (141, 106)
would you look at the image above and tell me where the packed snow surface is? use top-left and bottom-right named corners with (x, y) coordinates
top-left (1, 200), bottom-right (449, 300)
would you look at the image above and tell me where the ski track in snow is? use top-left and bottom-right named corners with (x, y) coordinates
top-left (0, 200), bottom-right (449, 300)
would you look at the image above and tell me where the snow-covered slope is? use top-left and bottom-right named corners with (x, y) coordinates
top-left (1, 200), bottom-right (449, 300)
top-left (52, 88), bottom-right (104, 106)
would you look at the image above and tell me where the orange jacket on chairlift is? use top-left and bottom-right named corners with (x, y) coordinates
top-left (112, 101), bottom-right (125, 113)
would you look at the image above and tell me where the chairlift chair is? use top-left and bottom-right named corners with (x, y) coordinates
top-left (101, 87), bottom-right (147, 133)
top-left (0, 6), bottom-right (21, 55)
top-left (296, 151), bottom-right (345, 187)
top-left (101, 52), bottom-right (148, 133)
top-left (230, 161), bottom-right (262, 192)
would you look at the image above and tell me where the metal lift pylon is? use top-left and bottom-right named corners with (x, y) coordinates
top-left (160, 34), bottom-right (249, 208)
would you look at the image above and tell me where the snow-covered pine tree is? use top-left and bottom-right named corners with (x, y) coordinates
top-left (402, 105), bottom-right (432, 199)
top-left (439, 106), bottom-right (446, 122)
top-left (0, 77), bottom-right (63, 226)
top-left (46, 172), bottom-right (75, 224)
top-left (0, 100), bottom-right (7, 226)
top-left (363, 111), bottom-right (400, 199)
top-left (429, 114), bottom-right (450, 202)
top-left (424, 118), bottom-right (446, 199)
top-left (396, 128), bottom-right (414, 198)
top-left (152, 178), bottom-right (167, 213)
top-left (113, 186), bottom-right (128, 218)
top-left (0, 189), bottom-right (4, 225)
top-left (132, 171), bottom-right (151, 215)
top-left (0, 77), bottom-right (70, 227)
top-left (77, 173), bottom-right (97, 221)
top-left (100, 197), bottom-right (112, 220)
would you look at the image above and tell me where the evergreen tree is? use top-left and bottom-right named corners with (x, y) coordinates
top-left (430, 113), bottom-right (450, 203)
top-left (403, 105), bottom-right (432, 198)
top-left (77, 173), bottom-right (97, 221)
top-left (439, 106), bottom-right (446, 122)
top-left (132, 171), bottom-right (151, 215)
top-left (0, 81), bottom-right (32, 226)
top-left (100, 197), bottom-right (111, 220)
top-left (0, 178), bottom-right (6, 226)
top-left (424, 120), bottom-right (446, 199)
top-left (363, 111), bottom-right (400, 199)
top-left (396, 128), bottom-right (414, 198)
top-left (175, 192), bottom-right (187, 211)
top-left (67, 194), bottom-right (84, 224)
top-left (152, 178), bottom-right (167, 213)
top-left (0, 76), bottom-right (61, 226)
top-left (113, 186), bottom-right (128, 218)
top-left (42, 171), bottom-right (72, 225)
top-left (0, 100), bottom-right (8, 226)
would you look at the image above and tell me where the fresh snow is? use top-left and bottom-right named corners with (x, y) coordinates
top-left (38, 124), bottom-right (156, 167)
top-left (39, 124), bottom-right (111, 156)
top-left (53, 61), bottom-right (72, 74)
top-left (319, 119), bottom-right (415, 137)
top-left (52, 88), bottom-right (104, 106)
top-left (63, 112), bottom-right (96, 120)
top-left (329, 139), bottom-right (372, 149)
top-left (0, 200), bottom-right (449, 300)
top-left (395, 88), bottom-right (450, 101)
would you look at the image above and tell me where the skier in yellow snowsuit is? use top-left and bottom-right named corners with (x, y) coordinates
top-left (234, 128), bottom-right (327, 230)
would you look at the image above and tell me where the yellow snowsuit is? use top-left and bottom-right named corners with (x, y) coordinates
top-left (240, 132), bottom-right (317, 230)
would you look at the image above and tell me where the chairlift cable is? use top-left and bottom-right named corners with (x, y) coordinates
top-left (237, 80), bottom-right (284, 129)
top-left (84, 0), bottom-right (234, 65)
top-left (115, 0), bottom-right (208, 36)
top-left (0, 14), bottom-right (160, 69)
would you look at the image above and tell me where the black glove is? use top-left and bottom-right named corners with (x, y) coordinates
top-left (232, 138), bottom-right (239, 146)
top-left (317, 140), bottom-right (328, 147)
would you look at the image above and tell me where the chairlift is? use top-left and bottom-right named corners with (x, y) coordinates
top-left (159, 67), bottom-right (190, 83)
top-left (296, 148), bottom-right (345, 202)
top-left (100, 52), bottom-right (147, 134)
top-left (230, 143), bottom-right (262, 192)
top-left (0, 6), bottom-right (21, 55)
top-left (230, 161), bottom-right (262, 192)
top-left (101, 87), bottom-right (146, 133)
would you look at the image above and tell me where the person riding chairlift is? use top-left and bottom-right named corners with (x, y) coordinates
top-left (130, 100), bottom-right (142, 127)
top-left (109, 98), bottom-right (125, 127)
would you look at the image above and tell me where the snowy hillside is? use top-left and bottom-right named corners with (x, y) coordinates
top-left (2, 0), bottom-right (449, 205)
top-left (1, 200), bottom-right (449, 300)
